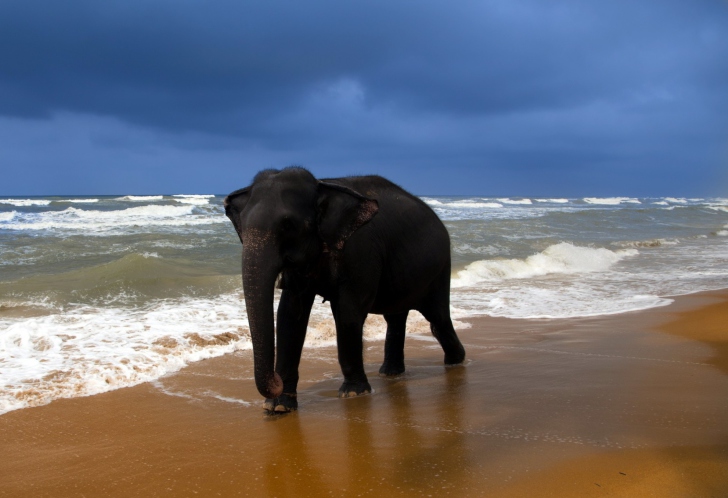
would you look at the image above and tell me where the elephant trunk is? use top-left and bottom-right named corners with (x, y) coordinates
top-left (242, 230), bottom-right (283, 399)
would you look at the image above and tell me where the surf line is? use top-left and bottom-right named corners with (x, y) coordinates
top-left (465, 344), bottom-right (708, 367)
top-left (151, 380), bottom-right (252, 406)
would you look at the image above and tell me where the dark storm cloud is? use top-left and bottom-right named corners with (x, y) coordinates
top-left (0, 0), bottom-right (727, 195)
top-left (2, 1), bottom-right (726, 127)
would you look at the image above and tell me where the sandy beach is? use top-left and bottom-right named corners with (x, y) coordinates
top-left (1, 290), bottom-right (727, 497)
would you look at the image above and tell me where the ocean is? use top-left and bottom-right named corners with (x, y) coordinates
top-left (1, 194), bottom-right (727, 415)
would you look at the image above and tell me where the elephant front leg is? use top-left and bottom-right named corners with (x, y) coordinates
top-left (379, 311), bottom-right (408, 376)
top-left (266, 288), bottom-right (315, 413)
top-left (332, 301), bottom-right (371, 398)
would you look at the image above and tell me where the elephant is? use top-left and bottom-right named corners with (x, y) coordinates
top-left (224, 167), bottom-right (466, 413)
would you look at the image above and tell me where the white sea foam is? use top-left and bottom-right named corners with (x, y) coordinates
top-left (448, 235), bottom-right (728, 319)
top-left (652, 201), bottom-right (669, 206)
top-left (4, 205), bottom-right (224, 233)
top-left (117, 195), bottom-right (164, 201)
top-left (423, 199), bottom-right (503, 209)
top-left (172, 194), bottom-right (215, 205)
top-left (0, 294), bottom-right (465, 414)
top-left (174, 197), bottom-right (210, 205)
top-left (454, 201), bottom-right (503, 208)
top-left (0, 199), bottom-right (51, 206)
top-left (583, 197), bottom-right (641, 205)
top-left (664, 197), bottom-right (688, 204)
top-left (422, 198), bottom-right (443, 206)
top-left (55, 198), bottom-right (100, 203)
top-left (0, 295), bottom-right (252, 415)
top-left (452, 243), bottom-right (637, 288)
top-left (498, 198), bottom-right (532, 205)
top-left (0, 211), bottom-right (16, 222)
top-left (306, 304), bottom-right (470, 346)
top-left (451, 287), bottom-right (673, 320)
top-left (535, 198), bottom-right (570, 203)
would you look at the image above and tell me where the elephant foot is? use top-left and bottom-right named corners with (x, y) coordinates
top-left (338, 380), bottom-right (372, 398)
top-left (263, 393), bottom-right (298, 414)
top-left (444, 347), bottom-right (466, 365)
top-left (378, 362), bottom-right (405, 377)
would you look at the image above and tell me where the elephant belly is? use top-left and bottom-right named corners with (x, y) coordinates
top-left (369, 267), bottom-right (442, 315)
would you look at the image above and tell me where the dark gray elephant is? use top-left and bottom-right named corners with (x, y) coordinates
top-left (224, 167), bottom-right (465, 413)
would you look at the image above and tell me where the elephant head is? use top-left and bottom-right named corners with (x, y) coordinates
top-left (223, 167), bottom-right (378, 399)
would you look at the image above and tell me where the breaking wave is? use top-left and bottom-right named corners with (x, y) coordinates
top-left (0, 211), bottom-right (16, 222)
top-left (2, 205), bottom-right (224, 233)
top-left (54, 199), bottom-right (100, 203)
top-left (116, 195), bottom-right (164, 201)
top-left (583, 197), bottom-right (641, 205)
top-left (452, 243), bottom-right (637, 288)
top-left (498, 198), bottom-right (532, 205)
top-left (0, 199), bottom-right (51, 206)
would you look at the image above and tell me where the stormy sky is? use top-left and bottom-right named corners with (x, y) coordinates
top-left (1, 1), bottom-right (727, 196)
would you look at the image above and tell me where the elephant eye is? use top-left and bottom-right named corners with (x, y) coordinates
top-left (280, 217), bottom-right (296, 233)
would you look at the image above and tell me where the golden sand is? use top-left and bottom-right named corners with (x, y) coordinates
top-left (1, 291), bottom-right (727, 497)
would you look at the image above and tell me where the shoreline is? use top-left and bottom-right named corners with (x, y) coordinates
top-left (1, 290), bottom-right (728, 496)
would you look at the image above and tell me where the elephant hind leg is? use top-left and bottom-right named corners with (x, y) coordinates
top-left (418, 278), bottom-right (466, 365)
top-left (379, 311), bottom-right (408, 376)
top-left (429, 318), bottom-right (466, 365)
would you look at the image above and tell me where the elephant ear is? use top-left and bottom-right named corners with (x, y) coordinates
top-left (223, 186), bottom-right (251, 241)
top-left (316, 182), bottom-right (379, 251)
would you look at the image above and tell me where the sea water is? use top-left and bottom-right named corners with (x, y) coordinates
top-left (1, 194), bottom-right (727, 414)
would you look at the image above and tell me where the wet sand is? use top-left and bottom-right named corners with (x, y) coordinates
top-left (1, 291), bottom-right (727, 497)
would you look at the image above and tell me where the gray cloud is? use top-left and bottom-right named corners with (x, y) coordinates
top-left (0, 0), bottom-right (726, 195)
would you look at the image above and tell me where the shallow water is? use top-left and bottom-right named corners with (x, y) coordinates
top-left (1, 193), bottom-right (727, 414)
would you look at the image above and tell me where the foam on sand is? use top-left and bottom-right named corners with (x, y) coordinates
top-left (0, 294), bottom-right (465, 415)
top-left (0, 295), bottom-right (253, 415)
